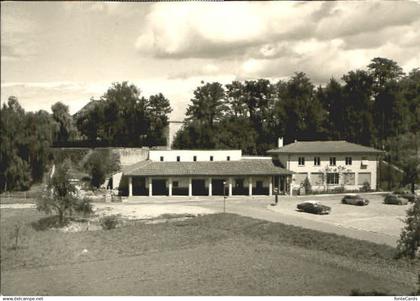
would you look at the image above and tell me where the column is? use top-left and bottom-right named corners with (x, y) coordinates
top-left (168, 177), bottom-right (172, 196)
top-left (208, 177), bottom-right (212, 196)
top-left (228, 177), bottom-right (232, 197)
top-left (355, 172), bottom-right (359, 189)
top-left (249, 176), bottom-right (253, 196)
top-left (269, 176), bottom-right (273, 196)
top-left (188, 177), bottom-right (192, 197)
top-left (289, 176), bottom-right (293, 196)
top-left (149, 178), bottom-right (153, 197)
top-left (128, 176), bottom-right (133, 197)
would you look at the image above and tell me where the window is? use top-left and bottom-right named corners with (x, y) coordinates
top-left (329, 157), bottom-right (336, 166)
top-left (345, 157), bottom-right (352, 165)
top-left (210, 156), bottom-right (214, 161)
top-left (173, 181), bottom-right (179, 188)
top-left (314, 157), bottom-right (320, 166)
top-left (361, 156), bottom-right (368, 169)
top-left (193, 156), bottom-right (197, 162)
top-left (327, 173), bottom-right (339, 185)
top-left (227, 156), bottom-right (230, 161)
top-left (298, 157), bottom-right (305, 166)
top-left (160, 156), bottom-right (164, 162)
top-left (177, 156), bottom-right (180, 162)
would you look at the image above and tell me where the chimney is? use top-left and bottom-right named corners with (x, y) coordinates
top-left (277, 137), bottom-right (284, 148)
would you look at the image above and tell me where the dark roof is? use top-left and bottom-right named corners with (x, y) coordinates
top-left (124, 159), bottom-right (292, 177)
top-left (267, 140), bottom-right (384, 154)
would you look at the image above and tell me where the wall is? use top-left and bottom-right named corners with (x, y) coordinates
top-left (112, 148), bottom-right (149, 167)
top-left (149, 150), bottom-right (242, 162)
top-left (276, 153), bottom-right (378, 191)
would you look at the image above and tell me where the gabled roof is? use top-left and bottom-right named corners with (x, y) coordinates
top-left (123, 159), bottom-right (291, 177)
top-left (267, 140), bottom-right (384, 154)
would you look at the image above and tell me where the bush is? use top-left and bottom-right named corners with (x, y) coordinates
top-left (396, 198), bottom-right (420, 259)
top-left (303, 177), bottom-right (312, 194)
top-left (74, 197), bottom-right (94, 216)
top-left (360, 181), bottom-right (372, 192)
top-left (331, 186), bottom-right (345, 193)
top-left (99, 215), bottom-right (120, 230)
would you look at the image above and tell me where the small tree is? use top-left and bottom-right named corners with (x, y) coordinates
top-left (396, 199), bottom-right (420, 259)
top-left (303, 177), bottom-right (312, 194)
top-left (36, 160), bottom-right (77, 225)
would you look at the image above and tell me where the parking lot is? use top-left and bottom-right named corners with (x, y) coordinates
top-left (268, 193), bottom-right (410, 238)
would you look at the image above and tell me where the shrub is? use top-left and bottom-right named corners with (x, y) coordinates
top-left (360, 181), bottom-right (372, 192)
top-left (331, 186), bottom-right (345, 193)
top-left (74, 197), bottom-right (94, 216)
top-left (99, 215), bottom-right (120, 230)
top-left (303, 177), bottom-right (312, 194)
top-left (396, 198), bottom-right (420, 259)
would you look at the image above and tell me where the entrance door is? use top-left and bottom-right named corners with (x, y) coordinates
top-left (212, 179), bottom-right (225, 195)
top-left (192, 179), bottom-right (206, 195)
top-left (152, 179), bottom-right (167, 195)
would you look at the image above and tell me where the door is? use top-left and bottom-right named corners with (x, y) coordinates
top-left (212, 179), bottom-right (225, 196)
top-left (192, 179), bottom-right (207, 195)
top-left (152, 179), bottom-right (167, 195)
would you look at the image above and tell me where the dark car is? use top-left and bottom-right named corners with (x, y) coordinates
top-left (341, 195), bottom-right (369, 206)
top-left (394, 190), bottom-right (417, 203)
top-left (384, 194), bottom-right (408, 205)
top-left (297, 201), bottom-right (331, 215)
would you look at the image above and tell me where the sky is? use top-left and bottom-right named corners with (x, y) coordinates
top-left (1, 1), bottom-right (420, 120)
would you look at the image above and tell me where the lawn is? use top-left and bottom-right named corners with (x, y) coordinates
top-left (1, 208), bottom-right (418, 296)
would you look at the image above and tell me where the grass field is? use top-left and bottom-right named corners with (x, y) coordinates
top-left (1, 208), bottom-right (419, 295)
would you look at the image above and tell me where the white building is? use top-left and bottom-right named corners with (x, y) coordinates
top-left (267, 139), bottom-right (384, 192)
top-left (120, 149), bottom-right (292, 197)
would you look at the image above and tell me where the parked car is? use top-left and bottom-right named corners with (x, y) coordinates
top-left (341, 194), bottom-right (369, 206)
top-left (394, 190), bottom-right (417, 203)
top-left (297, 201), bottom-right (331, 215)
top-left (384, 194), bottom-right (408, 205)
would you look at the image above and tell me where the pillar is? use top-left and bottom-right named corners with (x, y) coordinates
top-left (188, 177), bottom-right (192, 197)
top-left (149, 178), bottom-right (153, 197)
top-left (208, 177), bottom-right (212, 196)
top-left (289, 176), bottom-right (293, 196)
top-left (228, 177), bottom-right (232, 197)
top-left (355, 172), bottom-right (359, 189)
top-left (128, 176), bottom-right (133, 197)
top-left (269, 176), bottom-right (273, 196)
top-left (168, 177), bottom-right (172, 196)
top-left (249, 176), bottom-right (253, 196)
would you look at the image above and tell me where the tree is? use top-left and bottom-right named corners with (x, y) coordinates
top-left (0, 97), bottom-right (32, 191)
top-left (51, 102), bottom-right (76, 143)
top-left (147, 93), bottom-right (172, 146)
top-left (186, 82), bottom-right (226, 128)
top-left (83, 149), bottom-right (120, 188)
top-left (36, 160), bottom-right (77, 225)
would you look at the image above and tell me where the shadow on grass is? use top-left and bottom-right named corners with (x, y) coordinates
top-left (31, 215), bottom-right (69, 231)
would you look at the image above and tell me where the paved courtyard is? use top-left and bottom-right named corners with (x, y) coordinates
top-left (127, 192), bottom-right (410, 246)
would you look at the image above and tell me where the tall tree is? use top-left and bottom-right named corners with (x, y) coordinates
top-left (147, 93), bottom-right (173, 146)
top-left (51, 102), bottom-right (76, 143)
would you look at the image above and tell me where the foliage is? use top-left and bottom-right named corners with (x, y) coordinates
top-left (83, 149), bottom-right (120, 188)
top-left (73, 197), bottom-right (94, 216)
top-left (302, 177), bottom-right (312, 194)
top-left (99, 215), bottom-right (120, 230)
top-left (74, 82), bottom-right (172, 146)
top-left (396, 199), bottom-right (420, 259)
top-left (36, 160), bottom-right (77, 225)
top-left (51, 102), bottom-right (77, 143)
top-left (360, 181), bottom-right (372, 192)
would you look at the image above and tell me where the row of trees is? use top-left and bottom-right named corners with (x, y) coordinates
top-left (0, 82), bottom-right (173, 192)
top-left (174, 57), bottom-right (419, 189)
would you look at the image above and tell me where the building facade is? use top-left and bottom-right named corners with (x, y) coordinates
top-left (119, 150), bottom-right (292, 197)
top-left (267, 140), bottom-right (384, 192)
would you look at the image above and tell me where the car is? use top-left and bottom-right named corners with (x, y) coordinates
top-left (341, 194), bottom-right (369, 206)
top-left (394, 190), bottom-right (417, 203)
top-left (297, 201), bottom-right (331, 215)
top-left (383, 194), bottom-right (408, 205)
